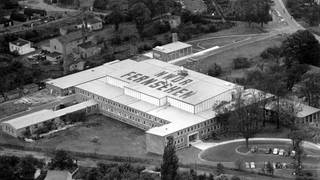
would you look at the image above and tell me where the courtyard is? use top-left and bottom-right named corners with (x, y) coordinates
top-left (34, 114), bottom-right (155, 158)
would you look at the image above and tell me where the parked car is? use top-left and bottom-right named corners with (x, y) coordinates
top-left (250, 162), bottom-right (255, 169)
top-left (273, 148), bottom-right (279, 155)
top-left (245, 162), bottom-right (250, 169)
top-left (279, 149), bottom-right (285, 156)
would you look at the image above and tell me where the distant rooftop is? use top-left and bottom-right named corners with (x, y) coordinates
top-left (266, 99), bottom-right (320, 118)
top-left (2, 100), bottom-right (97, 130)
top-left (10, 38), bottom-right (30, 46)
top-left (153, 41), bottom-right (192, 53)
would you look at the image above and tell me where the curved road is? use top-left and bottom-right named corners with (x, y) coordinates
top-left (171, 0), bottom-right (319, 66)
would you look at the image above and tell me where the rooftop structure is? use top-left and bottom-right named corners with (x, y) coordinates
top-left (2, 100), bottom-right (97, 130)
top-left (10, 38), bottom-right (30, 47)
top-left (153, 41), bottom-right (192, 54)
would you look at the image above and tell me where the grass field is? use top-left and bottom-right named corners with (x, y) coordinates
top-left (34, 114), bottom-right (153, 158)
top-left (200, 140), bottom-right (320, 165)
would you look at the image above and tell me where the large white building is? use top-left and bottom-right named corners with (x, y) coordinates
top-left (45, 59), bottom-right (243, 154)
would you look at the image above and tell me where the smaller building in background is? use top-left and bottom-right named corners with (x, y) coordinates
top-left (265, 99), bottom-right (320, 128)
top-left (69, 60), bottom-right (86, 72)
top-left (75, 18), bottom-right (103, 31)
top-left (46, 52), bottom-right (62, 64)
top-left (86, 18), bottom-right (103, 31)
top-left (78, 41), bottom-right (101, 58)
top-left (152, 34), bottom-right (192, 62)
top-left (0, 17), bottom-right (13, 28)
top-left (9, 38), bottom-right (35, 55)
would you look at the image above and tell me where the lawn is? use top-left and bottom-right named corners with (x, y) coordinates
top-left (200, 140), bottom-right (320, 166)
top-left (187, 35), bottom-right (285, 74)
top-left (34, 114), bottom-right (154, 158)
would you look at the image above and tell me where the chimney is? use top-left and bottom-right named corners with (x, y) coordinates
top-left (172, 33), bottom-right (178, 42)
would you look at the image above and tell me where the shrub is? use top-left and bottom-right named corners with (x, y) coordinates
top-left (110, 35), bottom-right (122, 45)
top-left (216, 163), bottom-right (225, 175)
top-left (260, 46), bottom-right (281, 59)
top-left (208, 63), bottom-right (222, 77)
top-left (143, 21), bottom-right (170, 37)
top-left (232, 57), bottom-right (250, 69)
top-left (138, 44), bottom-right (152, 53)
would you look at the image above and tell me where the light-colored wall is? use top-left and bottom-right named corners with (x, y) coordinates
top-left (50, 39), bottom-right (64, 54)
top-left (146, 133), bottom-right (165, 155)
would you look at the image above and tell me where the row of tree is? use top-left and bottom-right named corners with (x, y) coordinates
top-left (235, 0), bottom-right (273, 27)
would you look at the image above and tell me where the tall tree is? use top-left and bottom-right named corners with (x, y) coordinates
top-left (16, 157), bottom-right (37, 180)
top-left (50, 150), bottom-right (75, 170)
top-left (161, 136), bottom-right (179, 180)
top-left (236, 0), bottom-right (272, 27)
top-left (216, 88), bottom-right (265, 148)
top-left (289, 129), bottom-right (313, 175)
top-left (299, 73), bottom-right (320, 108)
top-left (108, 4), bottom-right (123, 31)
top-left (130, 2), bottom-right (151, 38)
top-left (282, 30), bottom-right (320, 67)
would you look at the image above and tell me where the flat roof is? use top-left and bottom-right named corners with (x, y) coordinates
top-left (2, 100), bottom-right (97, 130)
top-left (109, 59), bottom-right (237, 105)
top-left (46, 60), bottom-right (122, 89)
top-left (147, 106), bottom-right (208, 136)
top-left (54, 59), bottom-right (237, 105)
top-left (10, 39), bottom-right (30, 46)
top-left (76, 78), bottom-right (124, 100)
top-left (266, 99), bottom-right (320, 118)
top-left (153, 41), bottom-right (192, 53)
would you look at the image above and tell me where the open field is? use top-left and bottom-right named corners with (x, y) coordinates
top-left (185, 35), bottom-right (285, 74)
top-left (34, 114), bottom-right (154, 158)
top-left (0, 114), bottom-right (157, 158)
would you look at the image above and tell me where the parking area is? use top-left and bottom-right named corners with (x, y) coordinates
top-left (200, 140), bottom-right (320, 172)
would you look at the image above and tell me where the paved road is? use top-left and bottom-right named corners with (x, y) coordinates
top-left (172, 0), bottom-right (319, 66)
top-left (19, 0), bottom-right (78, 12)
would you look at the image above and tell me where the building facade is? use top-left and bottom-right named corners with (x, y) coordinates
top-left (9, 38), bottom-right (35, 55)
top-left (46, 59), bottom-right (240, 154)
top-left (153, 41), bottom-right (193, 62)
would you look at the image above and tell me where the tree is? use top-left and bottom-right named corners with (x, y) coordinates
top-left (216, 163), bottom-right (225, 175)
top-left (265, 161), bottom-right (274, 175)
top-left (299, 73), bottom-right (320, 108)
top-left (236, 0), bottom-right (272, 27)
top-left (281, 30), bottom-right (320, 67)
top-left (108, 4), bottom-right (123, 31)
top-left (161, 136), bottom-right (179, 180)
top-left (231, 176), bottom-right (241, 180)
top-left (208, 63), bottom-right (222, 77)
top-left (289, 129), bottom-right (313, 175)
top-left (93, 0), bottom-right (108, 10)
top-left (229, 89), bottom-right (264, 148)
top-left (50, 150), bottom-right (75, 170)
top-left (86, 168), bottom-right (103, 180)
top-left (130, 2), bottom-right (151, 38)
top-left (16, 156), bottom-right (38, 180)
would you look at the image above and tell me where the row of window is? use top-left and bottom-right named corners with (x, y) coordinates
top-left (77, 88), bottom-right (168, 125)
top-left (100, 104), bottom-right (160, 129)
top-left (4, 125), bottom-right (15, 134)
top-left (176, 118), bottom-right (218, 137)
top-left (174, 137), bottom-right (184, 145)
